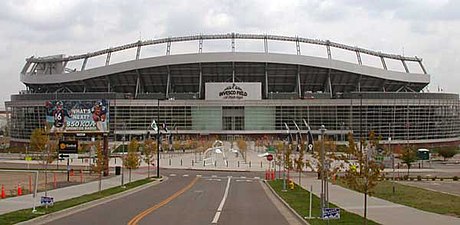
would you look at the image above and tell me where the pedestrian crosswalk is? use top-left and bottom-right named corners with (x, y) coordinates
top-left (169, 173), bottom-right (260, 181)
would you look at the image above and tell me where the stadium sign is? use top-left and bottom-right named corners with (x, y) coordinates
top-left (58, 140), bottom-right (78, 154)
top-left (45, 100), bottom-right (109, 132)
top-left (205, 82), bottom-right (261, 100)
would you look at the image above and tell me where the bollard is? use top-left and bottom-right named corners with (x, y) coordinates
top-left (181, 159), bottom-right (183, 166)
top-left (169, 158), bottom-right (171, 166)
top-left (226, 161), bottom-right (228, 167)
top-left (238, 161), bottom-right (240, 167)
top-left (1, 185), bottom-right (5, 198)
top-left (80, 169), bottom-right (83, 183)
top-left (17, 184), bottom-right (22, 196)
top-left (214, 161), bottom-right (217, 167)
top-left (260, 161), bottom-right (263, 168)
top-left (249, 161), bottom-right (251, 168)
top-left (192, 160), bottom-right (194, 166)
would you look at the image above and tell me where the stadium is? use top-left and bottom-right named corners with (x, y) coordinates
top-left (5, 33), bottom-right (460, 148)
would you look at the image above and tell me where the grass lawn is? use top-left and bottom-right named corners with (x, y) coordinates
top-left (0, 178), bottom-right (155, 225)
top-left (268, 179), bottom-right (380, 225)
top-left (342, 180), bottom-right (460, 217)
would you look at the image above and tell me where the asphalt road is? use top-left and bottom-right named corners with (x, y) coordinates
top-left (44, 169), bottom-right (294, 225)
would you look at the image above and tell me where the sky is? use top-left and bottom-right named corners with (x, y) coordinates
top-left (1, 0), bottom-right (460, 109)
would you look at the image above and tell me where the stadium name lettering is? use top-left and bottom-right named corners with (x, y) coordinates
top-left (219, 89), bottom-right (248, 99)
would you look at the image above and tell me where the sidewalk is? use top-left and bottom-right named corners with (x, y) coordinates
top-left (0, 169), bottom-right (147, 215)
top-left (297, 177), bottom-right (460, 225)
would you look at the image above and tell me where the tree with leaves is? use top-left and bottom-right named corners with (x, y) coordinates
top-left (91, 140), bottom-right (106, 192)
top-left (400, 145), bottom-right (417, 176)
top-left (143, 138), bottom-right (157, 178)
top-left (437, 147), bottom-right (458, 161)
top-left (305, 135), bottom-right (343, 180)
top-left (343, 131), bottom-right (383, 225)
top-left (124, 138), bottom-right (141, 182)
top-left (294, 143), bottom-right (305, 186)
top-left (30, 128), bottom-right (57, 196)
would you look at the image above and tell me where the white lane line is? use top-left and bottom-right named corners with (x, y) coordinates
top-left (170, 174), bottom-right (176, 177)
top-left (240, 176), bottom-right (246, 179)
top-left (212, 175), bottom-right (218, 178)
top-left (212, 177), bottom-right (231, 224)
top-left (254, 177), bottom-right (260, 179)
top-left (211, 211), bottom-right (221, 224)
top-left (183, 174), bottom-right (189, 177)
top-left (196, 174), bottom-right (202, 177)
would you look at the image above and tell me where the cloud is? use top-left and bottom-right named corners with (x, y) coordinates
top-left (1, 0), bottom-right (460, 107)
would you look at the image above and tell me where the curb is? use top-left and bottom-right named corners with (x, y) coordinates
top-left (263, 180), bottom-right (309, 225)
top-left (16, 176), bottom-right (167, 225)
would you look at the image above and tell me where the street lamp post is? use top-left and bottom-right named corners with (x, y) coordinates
top-left (320, 125), bottom-right (327, 214)
top-left (156, 99), bottom-right (160, 178)
top-left (121, 124), bottom-right (126, 187)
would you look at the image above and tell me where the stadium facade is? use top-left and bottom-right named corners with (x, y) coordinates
top-left (5, 33), bottom-right (460, 147)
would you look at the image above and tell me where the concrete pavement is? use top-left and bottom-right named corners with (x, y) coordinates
top-left (297, 177), bottom-right (460, 225)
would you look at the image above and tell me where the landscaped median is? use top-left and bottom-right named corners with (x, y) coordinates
top-left (268, 179), bottom-right (380, 225)
top-left (0, 177), bottom-right (158, 225)
top-left (335, 179), bottom-right (460, 217)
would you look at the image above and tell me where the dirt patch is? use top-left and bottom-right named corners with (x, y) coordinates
top-left (0, 170), bottom-right (102, 198)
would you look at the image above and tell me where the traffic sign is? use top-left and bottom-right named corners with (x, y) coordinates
top-left (266, 146), bottom-right (276, 153)
top-left (59, 154), bottom-right (78, 159)
top-left (267, 154), bottom-right (273, 161)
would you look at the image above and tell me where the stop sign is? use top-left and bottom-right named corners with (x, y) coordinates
top-left (266, 154), bottom-right (273, 161)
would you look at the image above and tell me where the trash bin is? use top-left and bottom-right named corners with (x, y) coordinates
top-left (115, 166), bottom-right (121, 175)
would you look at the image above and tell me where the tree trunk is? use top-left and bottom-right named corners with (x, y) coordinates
top-left (298, 169), bottom-right (301, 188)
top-left (98, 172), bottom-right (102, 192)
top-left (147, 164), bottom-right (150, 179)
top-left (129, 169), bottom-right (132, 183)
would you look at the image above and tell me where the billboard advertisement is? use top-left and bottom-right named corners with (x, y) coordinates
top-left (205, 82), bottom-right (262, 100)
top-left (45, 100), bottom-right (109, 133)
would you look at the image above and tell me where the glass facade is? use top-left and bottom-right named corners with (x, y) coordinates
top-left (6, 97), bottom-right (460, 145)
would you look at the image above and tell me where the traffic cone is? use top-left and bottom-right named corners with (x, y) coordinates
top-left (17, 184), bottom-right (22, 196)
top-left (1, 185), bottom-right (5, 198)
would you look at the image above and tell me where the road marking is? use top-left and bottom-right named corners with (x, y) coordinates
top-left (236, 179), bottom-right (253, 182)
top-left (206, 178), bottom-right (222, 181)
top-left (212, 175), bottom-right (217, 178)
top-left (127, 177), bottom-right (199, 225)
top-left (211, 211), bottom-right (221, 224)
top-left (183, 174), bottom-right (189, 177)
top-left (240, 176), bottom-right (246, 179)
top-left (196, 174), bottom-right (202, 177)
top-left (212, 177), bottom-right (231, 224)
top-left (170, 174), bottom-right (176, 177)
top-left (254, 177), bottom-right (260, 179)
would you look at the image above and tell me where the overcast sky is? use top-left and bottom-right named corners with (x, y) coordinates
top-left (1, 0), bottom-right (459, 109)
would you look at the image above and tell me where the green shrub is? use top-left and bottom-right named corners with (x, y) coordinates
top-left (417, 175), bottom-right (422, 181)
top-left (454, 176), bottom-right (459, 181)
top-left (440, 178), bottom-right (444, 181)
top-left (432, 176), bottom-right (437, 181)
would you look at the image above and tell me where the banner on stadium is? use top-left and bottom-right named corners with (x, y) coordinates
top-left (205, 82), bottom-right (262, 100)
top-left (45, 100), bottom-right (109, 133)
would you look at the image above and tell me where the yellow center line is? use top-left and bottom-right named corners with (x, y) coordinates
top-left (127, 177), bottom-right (199, 225)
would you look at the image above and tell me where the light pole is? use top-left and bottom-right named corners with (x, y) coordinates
top-left (156, 99), bottom-right (160, 178)
top-left (320, 125), bottom-right (327, 215)
top-left (121, 124), bottom-right (126, 187)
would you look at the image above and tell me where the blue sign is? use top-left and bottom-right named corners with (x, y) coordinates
top-left (322, 208), bottom-right (340, 220)
top-left (40, 196), bottom-right (54, 206)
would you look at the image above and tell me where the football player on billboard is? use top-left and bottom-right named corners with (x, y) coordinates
top-left (46, 101), bottom-right (72, 133)
top-left (91, 101), bottom-right (108, 132)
